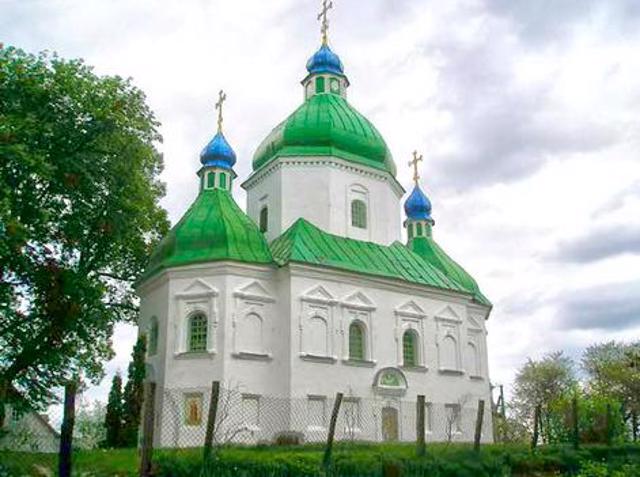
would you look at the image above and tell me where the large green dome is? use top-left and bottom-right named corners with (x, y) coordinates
top-left (252, 94), bottom-right (396, 175)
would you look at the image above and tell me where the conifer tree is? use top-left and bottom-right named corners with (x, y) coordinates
top-left (121, 335), bottom-right (147, 447)
top-left (104, 373), bottom-right (123, 448)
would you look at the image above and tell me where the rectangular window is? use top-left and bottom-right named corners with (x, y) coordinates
top-left (218, 172), bottom-right (227, 189)
top-left (242, 394), bottom-right (260, 429)
top-left (315, 76), bottom-right (325, 94)
top-left (184, 393), bottom-right (203, 426)
top-left (189, 314), bottom-right (208, 352)
top-left (307, 396), bottom-right (327, 429)
top-left (351, 200), bottom-right (367, 229)
top-left (207, 172), bottom-right (215, 188)
top-left (259, 207), bottom-right (268, 233)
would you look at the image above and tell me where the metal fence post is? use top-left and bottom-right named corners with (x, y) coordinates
top-left (474, 399), bottom-right (485, 452)
top-left (58, 381), bottom-right (77, 477)
top-left (323, 392), bottom-right (343, 470)
top-left (416, 395), bottom-right (426, 457)
top-left (531, 404), bottom-right (541, 450)
top-left (139, 381), bottom-right (156, 477)
top-left (203, 381), bottom-right (220, 464)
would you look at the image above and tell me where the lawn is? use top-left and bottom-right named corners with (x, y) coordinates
top-left (1, 443), bottom-right (640, 476)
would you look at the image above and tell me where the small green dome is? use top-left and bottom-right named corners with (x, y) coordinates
top-left (252, 94), bottom-right (396, 175)
top-left (143, 189), bottom-right (272, 279)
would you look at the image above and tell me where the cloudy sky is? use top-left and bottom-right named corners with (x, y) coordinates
top-left (3, 0), bottom-right (640, 405)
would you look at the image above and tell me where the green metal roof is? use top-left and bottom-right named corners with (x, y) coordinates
top-left (252, 94), bottom-right (396, 175)
top-left (142, 189), bottom-right (272, 280)
top-left (408, 236), bottom-right (491, 307)
top-left (270, 219), bottom-right (470, 296)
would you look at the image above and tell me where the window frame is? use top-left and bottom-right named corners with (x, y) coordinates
top-left (259, 206), bottom-right (268, 233)
top-left (402, 329), bottom-right (419, 367)
top-left (351, 199), bottom-right (367, 229)
top-left (348, 321), bottom-right (366, 361)
top-left (188, 312), bottom-right (208, 353)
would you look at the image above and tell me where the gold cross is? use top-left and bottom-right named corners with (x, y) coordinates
top-left (408, 150), bottom-right (423, 185)
top-left (215, 89), bottom-right (227, 132)
top-left (317, 0), bottom-right (333, 45)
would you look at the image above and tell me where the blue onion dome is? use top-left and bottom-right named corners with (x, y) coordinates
top-left (404, 185), bottom-right (433, 221)
top-left (306, 44), bottom-right (344, 76)
top-left (200, 131), bottom-right (236, 170)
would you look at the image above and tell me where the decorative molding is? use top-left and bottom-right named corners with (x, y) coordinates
top-left (299, 353), bottom-right (337, 364)
top-left (341, 290), bottom-right (376, 311)
top-left (395, 300), bottom-right (426, 318)
top-left (173, 351), bottom-right (215, 360)
top-left (231, 351), bottom-right (273, 361)
top-left (434, 305), bottom-right (462, 323)
top-left (300, 285), bottom-right (338, 305)
top-left (438, 368), bottom-right (465, 376)
top-left (233, 280), bottom-right (275, 303)
top-left (241, 155), bottom-right (406, 198)
top-left (341, 358), bottom-right (376, 368)
top-left (400, 365), bottom-right (428, 373)
top-left (175, 278), bottom-right (219, 299)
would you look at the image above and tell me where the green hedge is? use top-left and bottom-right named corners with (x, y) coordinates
top-left (153, 443), bottom-right (640, 477)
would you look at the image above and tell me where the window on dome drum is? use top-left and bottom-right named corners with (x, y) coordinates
top-left (348, 321), bottom-right (365, 360)
top-left (351, 200), bottom-right (367, 229)
top-left (148, 317), bottom-right (159, 356)
top-left (259, 206), bottom-right (268, 233)
top-left (218, 172), bottom-right (227, 190)
top-left (207, 171), bottom-right (215, 189)
top-left (402, 329), bottom-right (418, 367)
top-left (330, 78), bottom-right (340, 94)
top-left (416, 222), bottom-right (423, 236)
top-left (315, 76), bottom-right (325, 94)
top-left (188, 313), bottom-right (207, 352)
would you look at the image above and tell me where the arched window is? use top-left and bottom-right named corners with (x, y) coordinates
top-left (188, 313), bottom-right (208, 352)
top-left (238, 312), bottom-right (263, 353)
top-left (441, 335), bottom-right (458, 370)
top-left (348, 321), bottom-right (365, 360)
top-left (218, 172), bottom-right (227, 190)
top-left (308, 315), bottom-right (328, 356)
top-left (148, 317), bottom-right (159, 356)
top-left (315, 76), bottom-right (325, 94)
top-left (206, 171), bottom-right (215, 189)
top-left (259, 206), bottom-right (268, 233)
top-left (402, 329), bottom-right (419, 367)
top-left (416, 222), bottom-right (423, 236)
top-left (351, 199), bottom-right (367, 229)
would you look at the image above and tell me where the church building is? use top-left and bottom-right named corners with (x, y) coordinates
top-left (137, 8), bottom-right (493, 446)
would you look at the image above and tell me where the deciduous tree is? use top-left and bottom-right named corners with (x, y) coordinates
top-left (0, 46), bottom-right (168, 416)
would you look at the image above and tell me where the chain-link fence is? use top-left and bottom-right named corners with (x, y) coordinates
top-left (154, 385), bottom-right (492, 449)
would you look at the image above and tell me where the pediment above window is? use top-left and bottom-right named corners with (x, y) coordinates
top-left (301, 285), bottom-right (337, 305)
top-left (341, 290), bottom-right (376, 311)
top-left (434, 304), bottom-right (462, 323)
top-left (233, 280), bottom-right (275, 303)
top-left (395, 300), bottom-right (426, 318)
top-left (175, 279), bottom-right (219, 299)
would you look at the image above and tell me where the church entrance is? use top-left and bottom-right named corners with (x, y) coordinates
top-left (381, 407), bottom-right (399, 441)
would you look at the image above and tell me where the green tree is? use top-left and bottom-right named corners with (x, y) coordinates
top-left (0, 46), bottom-right (168, 417)
top-left (121, 334), bottom-right (146, 447)
top-left (104, 373), bottom-right (123, 448)
top-left (583, 341), bottom-right (640, 439)
top-left (75, 399), bottom-right (106, 450)
top-left (512, 351), bottom-right (577, 442)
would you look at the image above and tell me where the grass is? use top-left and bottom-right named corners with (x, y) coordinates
top-left (1, 443), bottom-right (640, 476)
top-left (0, 448), bottom-right (138, 476)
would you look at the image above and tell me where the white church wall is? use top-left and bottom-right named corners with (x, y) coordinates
top-left (285, 265), bottom-right (493, 442)
top-left (243, 157), bottom-right (404, 245)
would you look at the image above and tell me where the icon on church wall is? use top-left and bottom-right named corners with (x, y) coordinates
top-left (184, 393), bottom-right (203, 426)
